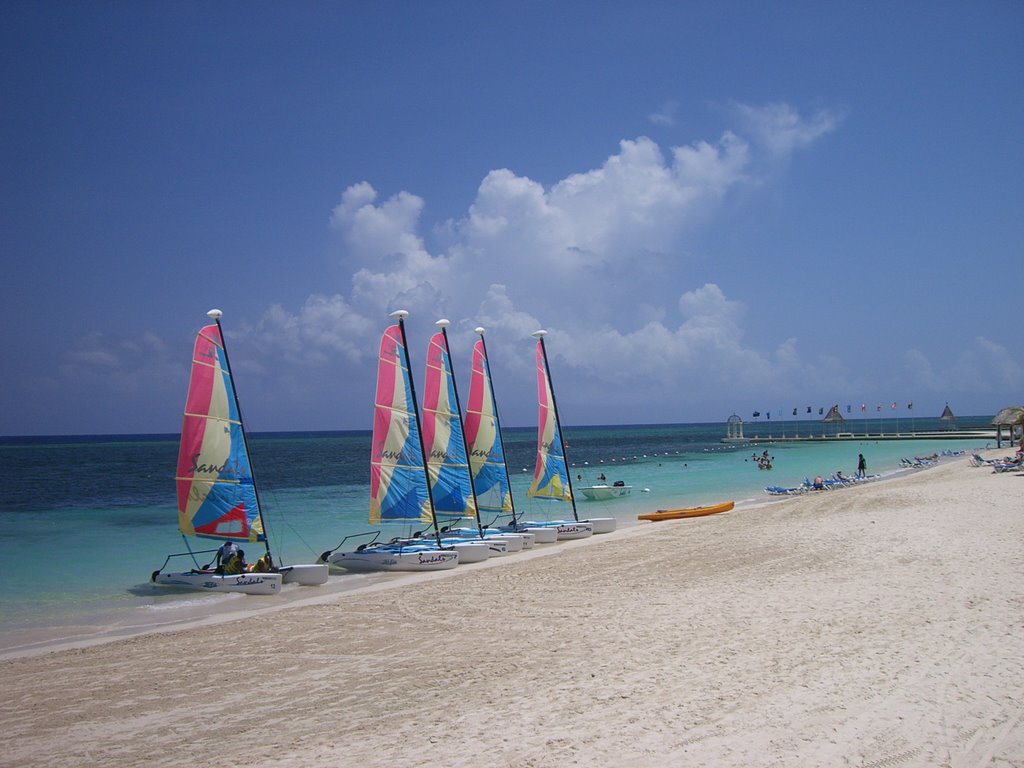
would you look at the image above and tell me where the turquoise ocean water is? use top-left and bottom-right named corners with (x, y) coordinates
top-left (0, 417), bottom-right (996, 653)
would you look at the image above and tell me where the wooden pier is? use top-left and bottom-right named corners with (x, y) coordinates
top-left (724, 430), bottom-right (996, 445)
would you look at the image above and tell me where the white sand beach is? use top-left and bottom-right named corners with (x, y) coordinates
top-left (1, 453), bottom-right (1022, 767)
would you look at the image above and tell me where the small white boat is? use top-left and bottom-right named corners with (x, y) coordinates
top-left (578, 483), bottom-right (632, 501)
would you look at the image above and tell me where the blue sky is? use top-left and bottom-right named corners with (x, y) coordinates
top-left (2, 1), bottom-right (1021, 435)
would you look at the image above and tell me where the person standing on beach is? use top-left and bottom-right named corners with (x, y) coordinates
top-left (857, 453), bottom-right (867, 479)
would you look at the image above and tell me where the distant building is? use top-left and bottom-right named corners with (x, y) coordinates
top-left (723, 413), bottom-right (746, 443)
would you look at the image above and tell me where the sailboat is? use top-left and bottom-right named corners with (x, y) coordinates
top-left (414, 319), bottom-right (497, 561)
top-left (423, 321), bottom-right (529, 555)
top-left (509, 330), bottom-right (616, 539)
top-left (151, 309), bottom-right (328, 594)
top-left (323, 311), bottom-right (460, 572)
top-left (464, 327), bottom-right (556, 544)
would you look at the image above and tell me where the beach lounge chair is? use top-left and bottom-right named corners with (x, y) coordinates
top-left (991, 457), bottom-right (1023, 473)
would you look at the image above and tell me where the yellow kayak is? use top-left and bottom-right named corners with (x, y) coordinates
top-left (637, 500), bottom-right (735, 522)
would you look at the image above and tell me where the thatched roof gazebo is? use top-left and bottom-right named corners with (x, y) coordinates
top-left (939, 403), bottom-right (956, 430)
top-left (992, 406), bottom-right (1024, 448)
top-left (821, 404), bottom-right (845, 436)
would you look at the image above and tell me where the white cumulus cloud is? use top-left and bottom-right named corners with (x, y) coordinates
top-left (59, 102), bottom-right (847, 427)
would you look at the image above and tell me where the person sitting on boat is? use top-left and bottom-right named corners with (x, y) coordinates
top-left (215, 540), bottom-right (238, 573)
top-left (598, 473), bottom-right (606, 482)
top-left (223, 549), bottom-right (247, 575)
top-left (249, 553), bottom-right (273, 573)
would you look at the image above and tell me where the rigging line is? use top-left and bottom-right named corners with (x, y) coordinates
top-left (260, 489), bottom-right (324, 562)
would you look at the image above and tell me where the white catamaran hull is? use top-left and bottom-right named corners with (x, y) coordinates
top-left (328, 548), bottom-right (460, 572)
top-left (498, 524), bottom-right (561, 543)
top-left (444, 540), bottom-right (491, 563)
top-left (580, 517), bottom-right (617, 534)
top-left (521, 526), bottom-right (558, 543)
top-left (439, 528), bottom-right (527, 554)
top-left (484, 533), bottom-right (523, 553)
top-left (153, 571), bottom-right (283, 595)
top-left (482, 538), bottom-right (511, 556)
top-left (503, 531), bottom-right (534, 549)
top-left (280, 563), bottom-right (330, 585)
top-left (513, 521), bottom-right (594, 540)
top-left (401, 538), bottom-right (492, 562)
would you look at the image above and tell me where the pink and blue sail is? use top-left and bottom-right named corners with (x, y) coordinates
top-left (526, 334), bottom-right (574, 505)
top-left (464, 333), bottom-right (513, 519)
top-left (421, 326), bottom-right (476, 524)
top-left (175, 321), bottom-right (265, 542)
top-left (369, 322), bottom-right (431, 525)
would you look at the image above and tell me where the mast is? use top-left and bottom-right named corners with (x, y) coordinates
top-left (475, 327), bottom-right (519, 527)
top-left (436, 319), bottom-right (485, 538)
top-left (206, 308), bottom-right (273, 560)
top-left (392, 310), bottom-right (445, 548)
top-left (532, 329), bottom-right (579, 521)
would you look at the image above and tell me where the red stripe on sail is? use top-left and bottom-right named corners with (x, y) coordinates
top-left (193, 502), bottom-right (249, 538)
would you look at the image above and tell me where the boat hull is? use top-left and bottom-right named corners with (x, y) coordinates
top-left (444, 540), bottom-right (491, 563)
top-left (521, 526), bottom-right (558, 543)
top-left (487, 533), bottom-right (524, 552)
top-left (280, 563), bottom-right (330, 585)
top-left (515, 520), bottom-right (594, 540)
top-left (152, 571), bottom-right (283, 595)
top-left (637, 501), bottom-right (735, 522)
top-left (497, 524), bottom-right (561, 543)
top-left (440, 528), bottom-right (531, 553)
top-left (581, 517), bottom-right (617, 534)
top-left (328, 548), bottom-right (460, 572)
top-left (503, 531), bottom-right (535, 549)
